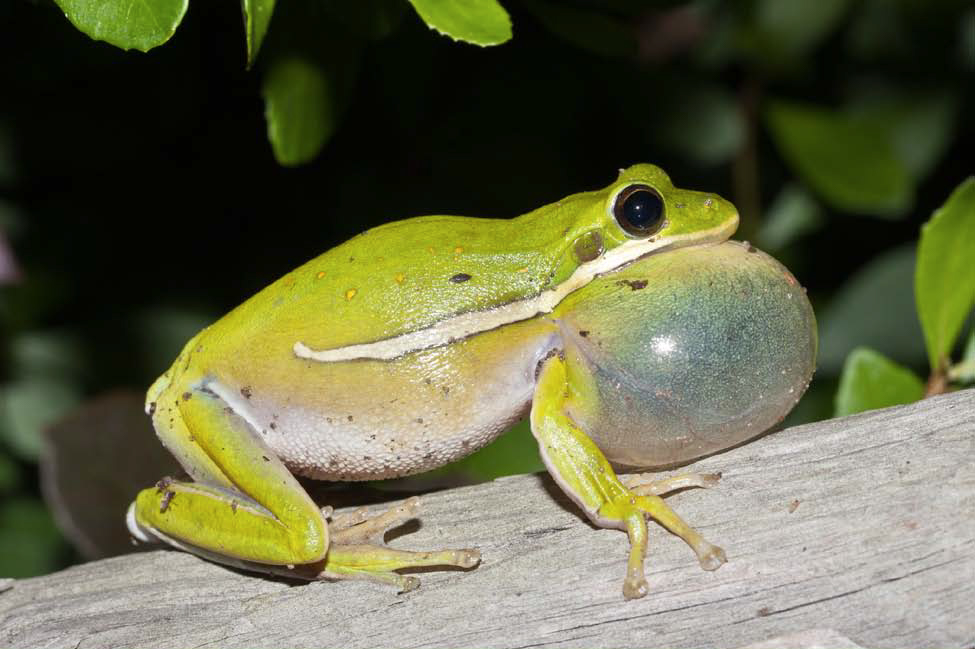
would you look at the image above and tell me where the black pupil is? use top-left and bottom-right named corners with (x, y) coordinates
top-left (621, 188), bottom-right (663, 232)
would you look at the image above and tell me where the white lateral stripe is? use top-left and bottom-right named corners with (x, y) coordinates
top-left (294, 224), bottom-right (733, 363)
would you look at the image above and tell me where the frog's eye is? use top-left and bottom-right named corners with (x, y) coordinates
top-left (613, 184), bottom-right (665, 238)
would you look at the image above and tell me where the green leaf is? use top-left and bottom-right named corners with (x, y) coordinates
top-left (407, 0), bottom-right (512, 46)
top-left (242, 0), bottom-right (276, 68)
top-left (53, 0), bottom-right (188, 52)
top-left (818, 244), bottom-right (925, 375)
top-left (757, 183), bottom-right (824, 251)
top-left (766, 100), bottom-right (912, 216)
top-left (262, 56), bottom-right (334, 167)
top-left (655, 84), bottom-right (744, 165)
top-left (835, 347), bottom-right (924, 417)
top-left (915, 177), bottom-right (975, 371)
top-left (522, 0), bottom-right (635, 58)
top-left (753, 0), bottom-right (850, 60)
top-left (0, 379), bottom-right (81, 460)
top-left (847, 90), bottom-right (957, 181)
top-left (10, 331), bottom-right (84, 380)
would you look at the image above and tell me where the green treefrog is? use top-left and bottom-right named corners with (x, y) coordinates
top-left (127, 164), bottom-right (816, 599)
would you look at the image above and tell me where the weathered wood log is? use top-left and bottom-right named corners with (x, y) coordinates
top-left (1, 390), bottom-right (973, 648)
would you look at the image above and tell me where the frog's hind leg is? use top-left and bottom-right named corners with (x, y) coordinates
top-left (530, 353), bottom-right (726, 599)
top-left (312, 497), bottom-right (479, 592)
top-left (130, 381), bottom-right (328, 566)
top-left (132, 380), bottom-right (479, 591)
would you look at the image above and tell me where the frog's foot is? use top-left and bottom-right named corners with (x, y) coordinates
top-left (622, 472), bottom-right (722, 497)
top-left (600, 491), bottom-right (727, 599)
top-left (318, 498), bottom-right (481, 593)
top-left (328, 496), bottom-right (421, 544)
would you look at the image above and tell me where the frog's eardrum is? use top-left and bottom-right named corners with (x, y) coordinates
top-left (559, 241), bottom-right (817, 468)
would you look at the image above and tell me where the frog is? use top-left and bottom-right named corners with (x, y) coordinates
top-left (127, 164), bottom-right (816, 599)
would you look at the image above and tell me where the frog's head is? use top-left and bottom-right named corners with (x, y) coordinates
top-left (609, 164), bottom-right (738, 244)
top-left (548, 164), bottom-right (739, 292)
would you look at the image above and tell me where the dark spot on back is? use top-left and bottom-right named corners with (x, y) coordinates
top-left (578, 330), bottom-right (589, 337)
top-left (619, 279), bottom-right (648, 291)
top-left (240, 386), bottom-right (252, 399)
top-left (450, 273), bottom-right (472, 283)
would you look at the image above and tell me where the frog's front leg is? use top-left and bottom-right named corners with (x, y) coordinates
top-left (128, 380), bottom-right (478, 591)
top-left (530, 354), bottom-right (726, 599)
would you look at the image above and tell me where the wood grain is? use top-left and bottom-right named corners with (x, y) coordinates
top-left (1, 390), bottom-right (973, 649)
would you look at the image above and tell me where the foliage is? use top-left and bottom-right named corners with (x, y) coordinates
top-left (1, 0), bottom-right (972, 576)
top-left (834, 178), bottom-right (975, 416)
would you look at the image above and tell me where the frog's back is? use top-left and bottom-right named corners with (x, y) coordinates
top-left (218, 197), bottom-right (595, 355)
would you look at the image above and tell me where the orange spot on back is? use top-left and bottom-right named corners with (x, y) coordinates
top-left (345, 288), bottom-right (357, 300)
top-left (316, 271), bottom-right (326, 280)
top-left (395, 273), bottom-right (405, 284)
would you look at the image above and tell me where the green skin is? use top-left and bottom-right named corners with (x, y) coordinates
top-left (128, 164), bottom-right (816, 599)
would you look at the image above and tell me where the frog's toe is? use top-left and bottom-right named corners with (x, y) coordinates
top-left (321, 544), bottom-right (481, 592)
top-left (623, 575), bottom-right (649, 600)
top-left (329, 497), bottom-right (421, 544)
top-left (624, 471), bottom-right (722, 496)
top-left (697, 542), bottom-right (727, 571)
top-left (328, 506), bottom-right (371, 533)
top-left (399, 575), bottom-right (421, 594)
top-left (451, 547), bottom-right (482, 568)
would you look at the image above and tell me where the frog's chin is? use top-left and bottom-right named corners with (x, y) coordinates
top-left (628, 215), bottom-right (739, 267)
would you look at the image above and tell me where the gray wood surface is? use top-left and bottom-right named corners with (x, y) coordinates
top-left (1, 390), bottom-right (973, 649)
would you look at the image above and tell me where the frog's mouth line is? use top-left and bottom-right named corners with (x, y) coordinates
top-left (294, 218), bottom-right (738, 364)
